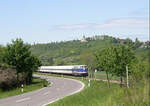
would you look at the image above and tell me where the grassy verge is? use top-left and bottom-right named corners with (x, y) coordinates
top-left (102, 79), bottom-right (150, 106)
top-left (0, 77), bottom-right (49, 99)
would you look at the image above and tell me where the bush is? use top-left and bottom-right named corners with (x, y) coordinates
top-left (0, 69), bottom-right (17, 90)
top-left (0, 69), bottom-right (27, 90)
top-left (42, 79), bottom-right (48, 87)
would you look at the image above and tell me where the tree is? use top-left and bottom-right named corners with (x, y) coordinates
top-left (95, 45), bottom-right (135, 88)
top-left (0, 45), bottom-right (3, 63)
top-left (24, 54), bottom-right (41, 84)
top-left (112, 45), bottom-right (135, 87)
top-left (95, 46), bottom-right (115, 88)
top-left (3, 38), bottom-right (41, 85)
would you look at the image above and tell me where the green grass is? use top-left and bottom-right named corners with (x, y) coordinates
top-left (0, 78), bottom-right (50, 99)
top-left (103, 79), bottom-right (150, 106)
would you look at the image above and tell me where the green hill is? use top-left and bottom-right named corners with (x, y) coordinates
top-left (30, 36), bottom-right (117, 65)
top-left (30, 35), bottom-right (149, 66)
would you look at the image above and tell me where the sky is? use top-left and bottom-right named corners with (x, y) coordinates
top-left (0, 0), bottom-right (149, 45)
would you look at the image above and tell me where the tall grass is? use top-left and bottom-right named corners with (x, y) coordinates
top-left (102, 78), bottom-right (149, 106)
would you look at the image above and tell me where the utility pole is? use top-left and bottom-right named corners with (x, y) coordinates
top-left (126, 66), bottom-right (129, 88)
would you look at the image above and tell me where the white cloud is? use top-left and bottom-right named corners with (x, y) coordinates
top-left (52, 18), bottom-right (149, 30)
top-left (97, 18), bottom-right (148, 29)
top-left (53, 23), bottom-right (95, 30)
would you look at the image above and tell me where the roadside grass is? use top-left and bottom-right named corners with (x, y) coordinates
top-left (0, 78), bottom-right (49, 99)
top-left (102, 79), bottom-right (150, 106)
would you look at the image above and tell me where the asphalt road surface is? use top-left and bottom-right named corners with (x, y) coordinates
top-left (0, 74), bottom-right (84, 106)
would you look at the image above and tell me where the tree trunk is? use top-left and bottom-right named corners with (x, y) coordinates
top-left (106, 71), bottom-right (110, 88)
top-left (120, 73), bottom-right (123, 87)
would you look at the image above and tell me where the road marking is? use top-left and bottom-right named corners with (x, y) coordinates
top-left (16, 97), bottom-right (31, 103)
top-left (43, 91), bottom-right (49, 95)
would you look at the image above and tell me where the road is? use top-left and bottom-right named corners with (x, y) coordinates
top-left (0, 74), bottom-right (84, 106)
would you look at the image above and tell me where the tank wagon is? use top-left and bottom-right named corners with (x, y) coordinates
top-left (37, 65), bottom-right (88, 76)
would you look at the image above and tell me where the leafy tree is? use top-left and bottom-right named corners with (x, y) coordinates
top-left (95, 46), bottom-right (115, 88)
top-left (96, 45), bottom-right (135, 87)
top-left (3, 38), bottom-right (41, 85)
top-left (112, 45), bottom-right (135, 87)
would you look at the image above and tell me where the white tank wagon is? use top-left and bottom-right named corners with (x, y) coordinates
top-left (37, 65), bottom-right (88, 76)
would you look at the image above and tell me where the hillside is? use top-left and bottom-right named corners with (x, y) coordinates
top-left (30, 36), bottom-right (116, 65)
top-left (30, 35), bottom-right (149, 66)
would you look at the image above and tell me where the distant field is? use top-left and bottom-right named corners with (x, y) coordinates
top-left (91, 71), bottom-right (120, 80)
top-left (0, 78), bottom-right (49, 99)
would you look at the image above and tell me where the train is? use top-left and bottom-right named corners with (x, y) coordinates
top-left (37, 65), bottom-right (88, 76)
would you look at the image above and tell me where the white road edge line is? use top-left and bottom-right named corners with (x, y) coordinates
top-left (16, 97), bottom-right (31, 103)
top-left (42, 77), bottom-right (85, 106)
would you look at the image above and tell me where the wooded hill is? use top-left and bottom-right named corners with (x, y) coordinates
top-left (30, 35), bottom-right (149, 66)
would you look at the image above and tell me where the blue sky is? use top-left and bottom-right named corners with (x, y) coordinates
top-left (0, 0), bottom-right (149, 45)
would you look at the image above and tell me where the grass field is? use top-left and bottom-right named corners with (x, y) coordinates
top-left (89, 71), bottom-right (120, 80)
top-left (0, 78), bottom-right (49, 99)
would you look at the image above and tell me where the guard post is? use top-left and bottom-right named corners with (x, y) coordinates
top-left (88, 79), bottom-right (90, 87)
